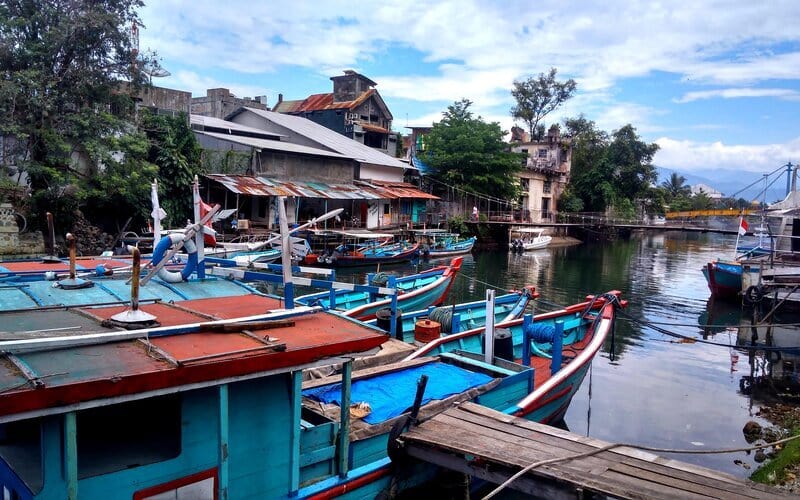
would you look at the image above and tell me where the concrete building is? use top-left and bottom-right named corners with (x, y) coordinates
top-left (191, 111), bottom-right (435, 230)
top-left (272, 70), bottom-right (399, 157)
top-left (191, 88), bottom-right (268, 119)
top-left (509, 125), bottom-right (572, 223)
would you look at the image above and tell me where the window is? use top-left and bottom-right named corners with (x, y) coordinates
top-left (538, 149), bottom-right (548, 159)
top-left (520, 179), bottom-right (530, 191)
top-left (543, 181), bottom-right (552, 194)
top-left (77, 395), bottom-right (182, 478)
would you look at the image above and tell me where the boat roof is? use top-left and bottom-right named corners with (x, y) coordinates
top-left (0, 294), bottom-right (387, 422)
top-left (409, 229), bottom-right (448, 234)
top-left (510, 227), bottom-right (546, 234)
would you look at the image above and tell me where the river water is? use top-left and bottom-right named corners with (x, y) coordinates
top-left (318, 230), bottom-right (780, 479)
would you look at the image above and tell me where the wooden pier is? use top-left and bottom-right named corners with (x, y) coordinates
top-left (398, 402), bottom-right (790, 499)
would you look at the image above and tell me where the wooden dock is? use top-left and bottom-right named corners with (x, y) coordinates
top-left (398, 402), bottom-right (791, 499)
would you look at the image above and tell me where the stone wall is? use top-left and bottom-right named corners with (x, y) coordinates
top-left (0, 204), bottom-right (44, 255)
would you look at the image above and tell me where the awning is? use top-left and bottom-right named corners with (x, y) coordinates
top-left (356, 180), bottom-right (440, 200)
top-left (206, 174), bottom-right (439, 201)
top-left (206, 174), bottom-right (382, 200)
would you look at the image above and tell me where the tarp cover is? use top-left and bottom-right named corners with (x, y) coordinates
top-left (303, 362), bottom-right (494, 424)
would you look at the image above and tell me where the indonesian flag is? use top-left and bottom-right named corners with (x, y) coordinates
top-left (739, 218), bottom-right (749, 236)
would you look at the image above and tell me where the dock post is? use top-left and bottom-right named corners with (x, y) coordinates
top-left (551, 320), bottom-right (564, 375)
top-left (338, 360), bottom-right (352, 478)
top-left (521, 313), bottom-right (532, 367)
top-left (389, 275), bottom-right (399, 339)
top-left (484, 289), bottom-right (496, 363)
top-left (64, 411), bottom-right (78, 500)
top-left (218, 384), bottom-right (229, 500)
top-left (278, 196), bottom-right (294, 308)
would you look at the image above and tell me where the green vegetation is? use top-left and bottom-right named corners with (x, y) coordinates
top-left (424, 99), bottom-right (523, 202)
top-left (563, 116), bottom-right (659, 215)
top-left (511, 68), bottom-right (576, 140)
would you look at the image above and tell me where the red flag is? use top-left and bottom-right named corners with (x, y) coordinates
top-left (739, 218), bottom-right (749, 236)
top-left (200, 199), bottom-right (218, 246)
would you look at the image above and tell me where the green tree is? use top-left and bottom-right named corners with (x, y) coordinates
top-left (660, 172), bottom-right (691, 199)
top-left (511, 68), bottom-right (577, 139)
top-left (140, 110), bottom-right (203, 227)
top-left (0, 0), bottom-right (147, 230)
top-left (606, 125), bottom-right (659, 201)
top-left (425, 99), bottom-right (522, 201)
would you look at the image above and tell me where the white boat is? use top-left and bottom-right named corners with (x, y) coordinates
top-left (509, 227), bottom-right (552, 252)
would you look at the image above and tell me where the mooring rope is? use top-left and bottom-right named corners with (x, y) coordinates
top-left (482, 432), bottom-right (800, 499)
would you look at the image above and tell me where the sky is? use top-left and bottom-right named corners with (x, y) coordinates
top-left (138, 0), bottom-right (800, 190)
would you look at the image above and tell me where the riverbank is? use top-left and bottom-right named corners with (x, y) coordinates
top-left (750, 403), bottom-right (800, 493)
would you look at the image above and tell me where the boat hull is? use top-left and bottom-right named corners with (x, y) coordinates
top-left (702, 260), bottom-right (742, 299)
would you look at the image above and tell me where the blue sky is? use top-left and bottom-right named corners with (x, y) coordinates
top-left (138, 0), bottom-right (800, 188)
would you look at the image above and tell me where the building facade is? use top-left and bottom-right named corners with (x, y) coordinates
top-left (272, 71), bottom-right (398, 157)
top-left (509, 125), bottom-right (572, 223)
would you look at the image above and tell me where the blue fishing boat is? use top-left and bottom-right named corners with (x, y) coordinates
top-left (297, 291), bottom-right (625, 497)
top-left (295, 256), bottom-right (463, 321)
top-left (364, 286), bottom-right (538, 341)
top-left (702, 259), bottom-right (743, 300)
top-left (411, 229), bottom-right (476, 258)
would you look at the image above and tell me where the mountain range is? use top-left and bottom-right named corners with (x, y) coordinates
top-left (655, 167), bottom-right (794, 205)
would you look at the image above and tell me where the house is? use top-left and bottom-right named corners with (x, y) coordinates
top-left (272, 70), bottom-right (399, 157)
top-left (691, 183), bottom-right (724, 200)
top-left (509, 125), bottom-right (572, 223)
top-left (192, 110), bottom-right (435, 230)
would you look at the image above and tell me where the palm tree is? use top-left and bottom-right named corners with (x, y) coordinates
top-left (661, 172), bottom-right (691, 199)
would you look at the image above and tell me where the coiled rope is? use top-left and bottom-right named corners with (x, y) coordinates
top-left (428, 306), bottom-right (455, 333)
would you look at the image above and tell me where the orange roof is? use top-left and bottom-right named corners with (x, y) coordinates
top-left (283, 89), bottom-right (376, 113)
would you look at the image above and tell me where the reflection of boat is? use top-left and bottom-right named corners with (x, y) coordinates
top-left (411, 229), bottom-right (476, 258)
top-left (698, 297), bottom-right (744, 337)
top-left (298, 291), bottom-right (624, 497)
top-left (508, 227), bottom-right (552, 252)
top-left (295, 257), bottom-right (463, 321)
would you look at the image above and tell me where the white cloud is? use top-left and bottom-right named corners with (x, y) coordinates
top-left (654, 137), bottom-right (800, 173)
top-left (675, 88), bottom-right (800, 103)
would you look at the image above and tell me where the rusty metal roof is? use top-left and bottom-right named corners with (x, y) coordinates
top-left (282, 89), bottom-right (376, 113)
top-left (206, 174), bottom-right (383, 200)
top-left (356, 179), bottom-right (440, 200)
top-left (360, 123), bottom-right (390, 134)
top-left (207, 174), bottom-right (438, 200)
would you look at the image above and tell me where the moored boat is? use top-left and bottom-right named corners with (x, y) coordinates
top-left (295, 256), bottom-right (463, 321)
top-left (508, 226), bottom-right (552, 252)
top-left (411, 229), bottom-right (476, 258)
top-left (702, 259), bottom-right (743, 300)
top-left (297, 290), bottom-right (625, 496)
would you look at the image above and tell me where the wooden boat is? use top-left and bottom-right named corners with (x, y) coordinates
top-left (295, 256), bottom-right (463, 321)
top-left (303, 230), bottom-right (420, 267)
top-left (509, 227), bottom-right (552, 252)
top-left (411, 229), bottom-right (476, 258)
top-left (702, 258), bottom-right (743, 300)
top-left (364, 286), bottom-right (538, 340)
top-left (297, 290), bottom-right (625, 497)
top-left (0, 281), bottom-right (389, 500)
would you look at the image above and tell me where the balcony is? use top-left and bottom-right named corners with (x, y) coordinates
top-left (524, 158), bottom-right (565, 176)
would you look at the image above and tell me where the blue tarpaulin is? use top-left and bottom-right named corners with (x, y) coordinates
top-left (303, 362), bottom-right (494, 424)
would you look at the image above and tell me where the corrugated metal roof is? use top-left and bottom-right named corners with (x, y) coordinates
top-left (206, 174), bottom-right (385, 200)
top-left (356, 180), bottom-right (440, 200)
top-left (234, 108), bottom-right (413, 171)
top-left (197, 131), bottom-right (348, 159)
top-left (289, 89), bottom-right (375, 113)
top-left (271, 99), bottom-right (304, 113)
top-left (190, 114), bottom-right (286, 138)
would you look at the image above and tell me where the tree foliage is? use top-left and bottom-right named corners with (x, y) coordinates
top-left (425, 99), bottom-right (523, 202)
top-left (562, 116), bottom-right (660, 214)
top-left (139, 110), bottom-right (203, 227)
top-left (0, 0), bottom-right (147, 230)
top-left (511, 68), bottom-right (576, 139)
top-left (660, 172), bottom-right (691, 199)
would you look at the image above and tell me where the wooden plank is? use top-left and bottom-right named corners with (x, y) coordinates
top-left (458, 403), bottom-right (750, 485)
top-left (440, 406), bottom-right (764, 498)
top-left (404, 405), bottom-right (788, 499)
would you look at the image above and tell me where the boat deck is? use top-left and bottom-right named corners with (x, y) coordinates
top-left (0, 294), bottom-right (388, 420)
top-left (399, 402), bottom-right (790, 499)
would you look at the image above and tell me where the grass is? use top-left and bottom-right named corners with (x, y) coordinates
top-left (751, 427), bottom-right (800, 485)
